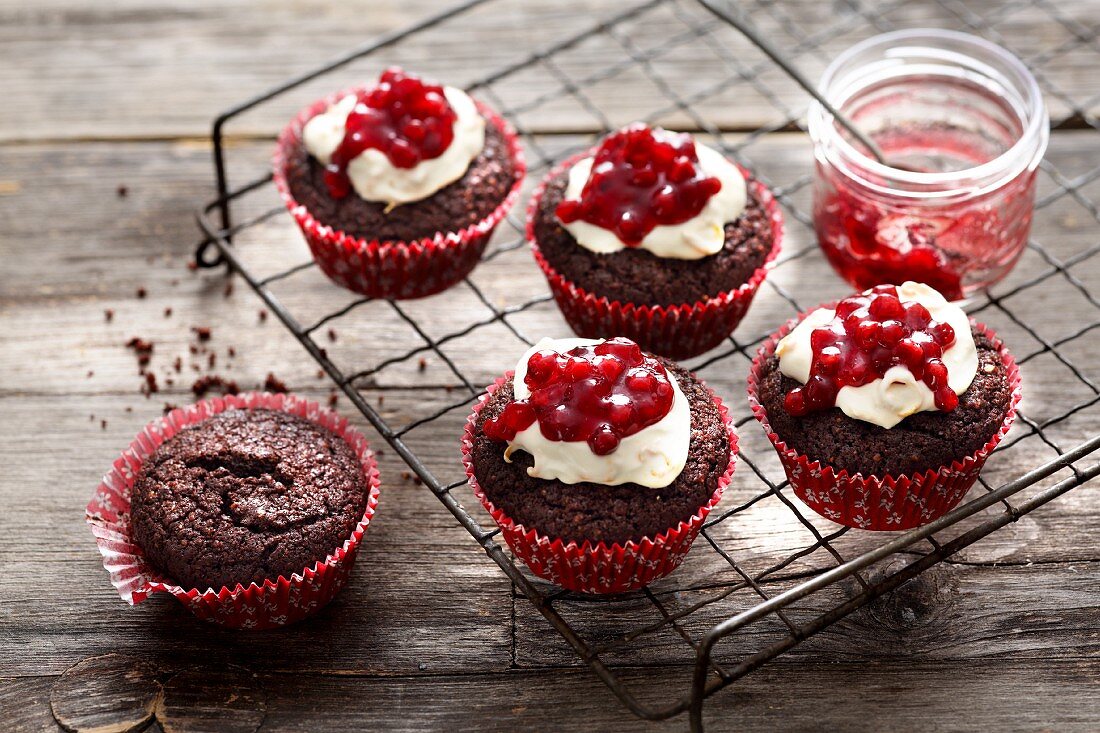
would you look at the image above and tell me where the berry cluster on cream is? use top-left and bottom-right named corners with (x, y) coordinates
top-left (485, 337), bottom-right (691, 488)
top-left (557, 124), bottom-right (747, 260)
top-left (776, 282), bottom-right (977, 429)
top-left (303, 67), bottom-right (486, 206)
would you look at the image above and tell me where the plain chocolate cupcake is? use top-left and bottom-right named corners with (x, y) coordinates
top-left (130, 408), bottom-right (371, 591)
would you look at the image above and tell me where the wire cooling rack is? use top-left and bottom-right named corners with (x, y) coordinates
top-left (194, 0), bottom-right (1100, 728)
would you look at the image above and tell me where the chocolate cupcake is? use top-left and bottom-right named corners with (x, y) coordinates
top-left (748, 282), bottom-right (1021, 530)
top-left (462, 336), bottom-right (737, 593)
top-left (274, 67), bottom-right (525, 299)
top-left (527, 124), bottom-right (783, 360)
top-left (88, 393), bottom-right (380, 628)
top-left (131, 408), bottom-right (370, 591)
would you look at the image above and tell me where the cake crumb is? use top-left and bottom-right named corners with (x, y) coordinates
top-left (224, 280), bottom-right (234, 298)
top-left (258, 309), bottom-right (268, 323)
top-left (327, 390), bottom-right (339, 408)
top-left (104, 309), bottom-right (114, 323)
top-left (327, 328), bottom-right (338, 342)
top-left (316, 369), bottom-right (325, 379)
top-left (208, 352), bottom-right (216, 369)
top-left (116, 184), bottom-right (128, 198)
top-left (263, 373), bottom-right (289, 394)
top-left (142, 372), bottom-right (159, 397)
top-left (164, 307), bottom-right (172, 318)
top-left (126, 337), bottom-right (154, 367)
top-left (418, 357), bottom-right (427, 372)
top-left (173, 356), bottom-right (182, 373)
top-left (191, 326), bottom-right (212, 342)
top-left (86, 370), bottom-right (94, 378)
top-left (163, 403), bottom-right (179, 415)
top-left (192, 375), bottom-right (239, 398)
top-left (100, 419), bottom-right (108, 430)
top-left (125, 406), bottom-right (133, 413)
top-left (227, 346), bottom-right (236, 358)
top-left (136, 287), bottom-right (147, 299)
top-left (187, 260), bottom-right (198, 272)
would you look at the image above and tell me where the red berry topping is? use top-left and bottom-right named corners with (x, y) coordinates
top-left (555, 124), bottom-right (723, 247)
top-left (783, 285), bottom-right (960, 417)
top-left (483, 337), bottom-right (676, 456)
top-left (322, 67), bottom-right (458, 198)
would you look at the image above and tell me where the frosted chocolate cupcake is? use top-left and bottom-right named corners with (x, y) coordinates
top-left (274, 67), bottom-right (525, 299)
top-left (462, 336), bottom-right (737, 593)
top-left (528, 124), bottom-right (783, 359)
top-left (749, 282), bottom-right (1021, 530)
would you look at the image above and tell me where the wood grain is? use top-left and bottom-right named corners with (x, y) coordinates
top-left (3, 0), bottom-right (1100, 730)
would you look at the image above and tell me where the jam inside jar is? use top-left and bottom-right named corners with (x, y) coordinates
top-left (809, 30), bottom-right (1049, 299)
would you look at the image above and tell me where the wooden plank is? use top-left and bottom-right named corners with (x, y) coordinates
top-left (3, 0), bottom-right (1099, 142)
top-left (512, 560), bottom-right (1100, 669)
top-left (6, 659), bottom-right (1100, 732)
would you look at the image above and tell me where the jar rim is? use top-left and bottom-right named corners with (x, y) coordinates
top-left (808, 29), bottom-right (1048, 193)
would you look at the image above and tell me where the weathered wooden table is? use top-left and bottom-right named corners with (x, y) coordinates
top-left (3, 1), bottom-right (1099, 730)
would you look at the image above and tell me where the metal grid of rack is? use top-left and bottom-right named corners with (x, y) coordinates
top-left (194, 0), bottom-right (1100, 727)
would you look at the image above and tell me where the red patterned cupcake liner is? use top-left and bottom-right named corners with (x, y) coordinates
top-left (461, 374), bottom-right (738, 594)
top-left (86, 392), bottom-right (382, 629)
top-left (747, 315), bottom-right (1021, 531)
top-left (526, 151), bottom-right (784, 361)
top-left (273, 89), bottom-right (526, 300)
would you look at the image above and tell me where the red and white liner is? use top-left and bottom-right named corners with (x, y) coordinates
top-left (273, 88), bottom-right (526, 300)
top-left (747, 315), bottom-right (1021, 531)
top-left (86, 392), bottom-right (381, 629)
top-left (527, 151), bottom-right (785, 361)
top-left (461, 374), bottom-right (738, 594)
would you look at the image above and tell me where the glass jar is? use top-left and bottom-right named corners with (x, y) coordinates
top-left (808, 30), bottom-right (1049, 299)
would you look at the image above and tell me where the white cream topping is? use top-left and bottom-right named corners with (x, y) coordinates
top-left (775, 282), bottom-right (978, 429)
top-left (503, 337), bottom-right (691, 488)
top-left (302, 86), bottom-right (485, 206)
top-left (559, 137), bottom-right (747, 260)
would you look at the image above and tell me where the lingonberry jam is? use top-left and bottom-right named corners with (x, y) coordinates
top-left (555, 124), bottom-right (722, 246)
top-left (783, 285), bottom-right (959, 417)
top-left (323, 67), bottom-right (458, 198)
top-left (483, 337), bottom-right (675, 456)
top-left (809, 31), bottom-right (1048, 298)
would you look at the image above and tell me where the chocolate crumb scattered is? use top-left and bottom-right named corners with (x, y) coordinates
top-left (173, 356), bottom-right (182, 373)
top-left (163, 403), bottom-right (178, 415)
top-left (401, 471), bottom-right (411, 482)
top-left (445, 385), bottom-right (454, 393)
top-left (187, 260), bottom-right (198, 272)
top-left (377, 395), bottom-right (384, 406)
top-left (263, 373), bottom-right (289, 394)
top-left (189, 344), bottom-right (198, 355)
top-left (418, 357), bottom-right (427, 372)
top-left (327, 328), bottom-right (338, 342)
top-left (327, 393), bottom-right (339, 408)
top-left (224, 280), bottom-right (234, 298)
top-left (136, 287), bottom-right (147, 299)
top-left (165, 377), bottom-right (174, 387)
top-left (142, 372), bottom-right (159, 398)
top-left (101, 419), bottom-right (108, 430)
top-left (191, 326), bottom-right (212, 342)
top-left (125, 406), bottom-right (133, 413)
top-left (164, 307), bottom-right (172, 318)
top-left (126, 337), bottom-right (154, 368)
top-left (318, 348), bottom-right (328, 360)
top-left (116, 184), bottom-right (128, 198)
top-left (258, 309), bottom-right (268, 323)
top-left (228, 346), bottom-right (236, 358)
top-left (208, 352), bottom-right (216, 369)
top-left (412, 475), bottom-right (422, 486)
top-left (86, 370), bottom-right (94, 378)
top-left (191, 363), bottom-right (200, 372)
top-left (316, 369), bottom-right (325, 379)
top-left (191, 375), bottom-right (239, 398)
top-left (104, 309), bottom-right (114, 323)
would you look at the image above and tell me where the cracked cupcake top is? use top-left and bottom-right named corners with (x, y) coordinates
top-left (130, 408), bottom-right (369, 591)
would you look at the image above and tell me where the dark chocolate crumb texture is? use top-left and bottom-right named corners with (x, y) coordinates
top-left (131, 408), bottom-right (369, 590)
top-left (286, 119), bottom-right (517, 243)
top-left (758, 328), bottom-right (1011, 477)
top-left (533, 169), bottom-right (773, 307)
top-left (472, 362), bottom-right (730, 545)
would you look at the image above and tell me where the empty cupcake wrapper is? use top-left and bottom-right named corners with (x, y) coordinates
top-left (273, 91), bottom-right (526, 300)
top-left (461, 374), bottom-right (738, 594)
top-left (86, 392), bottom-right (381, 629)
top-left (527, 151), bottom-right (784, 361)
top-left (747, 317), bottom-right (1021, 530)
